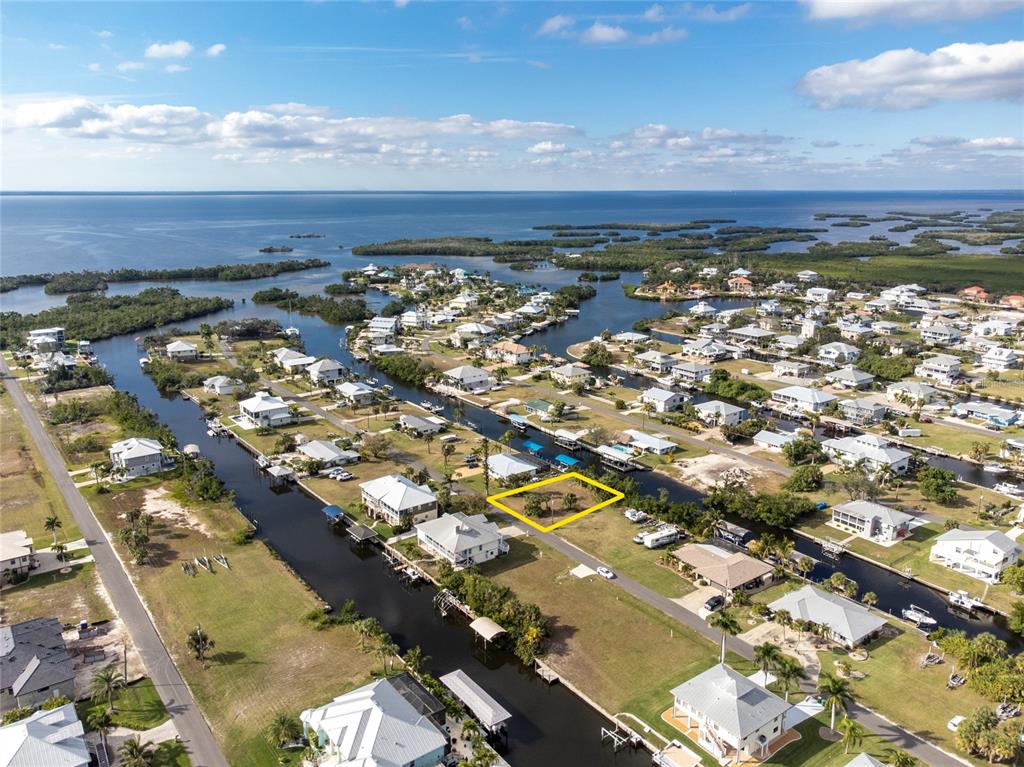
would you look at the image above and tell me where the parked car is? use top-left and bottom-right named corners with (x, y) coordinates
top-left (596, 566), bottom-right (615, 580)
top-left (947, 715), bottom-right (966, 733)
top-left (703, 595), bottom-right (725, 612)
top-left (332, 470), bottom-right (354, 481)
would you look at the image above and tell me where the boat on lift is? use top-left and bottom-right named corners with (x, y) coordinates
top-left (464, 420), bottom-right (479, 431)
top-left (948, 590), bottom-right (986, 611)
top-left (983, 463), bottom-right (1008, 474)
top-left (994, 481), bottom-right (1024, 497)
top-left (901, 605), bottom-right (938, 628)
top-left (284, 326), bottom-right (301, 338)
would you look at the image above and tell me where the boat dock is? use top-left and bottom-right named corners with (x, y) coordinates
top-left (440, 668), bottom-right (512, 735)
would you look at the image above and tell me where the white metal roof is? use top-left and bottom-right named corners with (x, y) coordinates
top-left (439, 669), bottom-right (511, 730)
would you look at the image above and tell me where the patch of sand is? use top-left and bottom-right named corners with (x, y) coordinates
top-left (671, 453), bottom-right (764, 490)
top-left (139, 487), bottom-right (212, 538)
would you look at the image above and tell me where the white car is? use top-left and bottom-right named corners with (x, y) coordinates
top-left (947, 715), bottom-right (966, 733)
top-left (596, 566), bottom-right (615, 580)
top-left (332, 470), bottom-right (354, 481)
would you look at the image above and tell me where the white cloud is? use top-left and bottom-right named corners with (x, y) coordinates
top-left (394, 0), bottom-right (411, 7)
top-left (798, 40), bottom-right (1024, 109)
top-left (145, 40), bottom-right (193, 59)
top-left (913, 135), bottom-right (1024, 150)
top-left (116, 61), bottom-right (146, 72)
top-left (538, 14), bottom-right (574, 36)
top-left (801, 0), bottom-right (1024, 22)
top-left (811, 139), bottom-right (840, 147)
top-left (206, 43), bottom-right (227, 57)
top-left (527, 141), bottom-right (569, 154)
top-left (643, 4), bottom-right (665, 21)
top-left (164, 64), bottom-right (189, 74)
top-left (636, 26), bottom-right (688, 45)
top-left (87, 63), bottom-right (101, 72)
top-left (690, 3), bottom-right (752, 22)
top-left (580, 22), bottom-right (631, 44)
top-left (456, 16), bottom-right (474, 31)
top-left (48, 43), bottom-right (67, 50)
top-left (261, 102), bottom-right (332, 116)
top-left (97, 30), bottom-right (114, 38)
top-left (700, 127), bottom-right (786, 143)
top-left (527, 60), bottom-right (551, 70)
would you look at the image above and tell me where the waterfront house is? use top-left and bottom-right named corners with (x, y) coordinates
top-left (920, 324), bottom-right (961, 346)
top-left (822, 434), bottom-right (911, 476)
top-left (970, 319), bottom-right (1016, 338)
top-left (689, 301), bottom-right (718, 318)
top-left (673, 543), bottom-right (775, 594)
top-left (805, 287), bottom-right (835, 304)
top-left (771, 385), bottom-right (837, 414)
top-left (0, 703), bottom-right (89, 767)
top-left (951, 400), bottom-right (1019, 427)
top-left (109, 437), bottom-right (170, 478)
top-left (203, 375), bottom-right (242, 396)
top-left (281, 353), bottom-right (319, 373)
top-left (752, 431), bottom-right (797, 455)
top-left (165, 339), bottom-right (198, 361)
top-left (487, 453), bottom-right (540, 484)
top-left (680, 338), bottom-right (738, 362)
top-left (672, 362), bottom-right (713, 385)
top-left (399, 414), bottom-right (445, 436)
top-left (982, 346), bottom-right (1019, 371)
top-left (31, 351), bottom-right (79, 373)
top-left (824, 366), bottom-right (875, 390)
top-left (699, 322), bottom-right (728, 337)
top-left (757, 299), bottom-right (782, 317)
top-left (727, 276), bottom-right (754, 293)
top-left (640, 387), bottom-right (687, 413)
top-left (239, 391), bottom-right (293, 428)
top-left (0, 531), bottom-right (37, 585)
top-left (623, 429), bottom-right (678, 455)
top-left (838, 397), bottom-right (887, 425)
top-left (449, 291), bottom-right (479, 311)
top-left (442, 365), bottom-right (492, 392)
top-left (773, 335), bottom-right (804, 353)
top-left (400, 310), bottom-right (430, 330)
top-left (307, 358), bottom-right (344, 385)
top-left (913, 353), bottom-right (962, 384)
top-left (0, 618), bottom-right (75, 712)
top-left (768, 585), bottom-right (886, 648)
top-left (961, 285), bottom-right (990, 303)
top-left (550, 363), bottom-right (591, 388)
top-left (817, 342), bottom-right (860, 365)
top-left (831, 500), bottom-right (913, 542)
top-left (485, 340), bottom-right (534, 366)
top-left (871, 321), bottom-right (899, 336)
top-left (452, 322), bottom-right (495, 348)
top-left (772, 361), bottom-right (811, 378)
top-left (797, 270), bottom-right (818, 283)
top-left (694, 400), bottom-right (747, 427)
top-left (886, 381), bottom-right (938, 406)
top-left (300, 679), bottom-right (447, 767)
top-left (299, 440), bottom-right (358, 467)
top-left (727, 326), bottom-right (776, 346)
top-left (336, 380), bottom-right (377, 407)
top-left (635, 350), bottom-right (676, 373)
top-left (669, 663), bottom-right (791, 764)
top-left (415, 513), bottom-right (508, 568)
top-left (360, 475), bottom-right (438, 527)
top-left (612, 331), bottom-right (649, 345)
top-left (929, 529), bottom-right (1020, 583)
top-left (27, 326), bottom-right (65, 352)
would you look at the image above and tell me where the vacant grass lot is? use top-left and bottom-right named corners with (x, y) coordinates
top-left (77, 678), bottom-right (170, 730)
top-left (87, 478), bottom-right (376, 767)
top-left (867, 420), bottom-right (1004, 459)
top-left (2, 561), bottom-right (112, 626)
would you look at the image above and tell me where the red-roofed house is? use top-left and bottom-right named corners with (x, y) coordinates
top-left (727, 276), bottom-right (754, 293)
top-left (961, 285), bottom-right (990, 302)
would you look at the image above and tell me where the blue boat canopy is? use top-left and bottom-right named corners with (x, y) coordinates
top-left (523, 440), bottom-right (543, 452)
top-left (508, 414), bottom-right (527, 424)
top-left (554, 454), bottom-right (580, 466)
top-left (322, 504), bottom-right (344, 520)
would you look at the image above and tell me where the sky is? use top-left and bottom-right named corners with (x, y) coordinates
top-left (2, 0), bottom-right (1023, 191)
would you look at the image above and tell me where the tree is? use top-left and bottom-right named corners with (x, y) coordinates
top-left (50, 541), bottom-right (67, 562)
top-left (917, 466), bottom-right (959, 505)
top-left (356, 617), bottom-right (382, 651)
top-left (403, 645), bottom-right (428, 675)
top-left (783, 464), bottom-right (824, 492)
top-left (707, 608), bottom-right (741, 663)
top-left (375, 634), bottom-right (400, 674)
top-left (187, 625), bottom-right (215, 662)
top-left (266, 712), bottom-right (302, 747)
top-left (782, 436), bottom-right (825, 466)
top-left (968, 441), bottom-right (991, 463)
top-left (90, 668), bottom-right (126, 712)
top-left (818, 672), bottom-right (853, 733)
top-left (87, 708), bottom-right (113, 753)
top-left (796, 556), bottom-right (814, 580)
top-left (523, 494), bottom-right (543, 518)
top-left (884, 748), bottom-right (917, 767)
top-left (754, 642), bottom-right (781, 676)
top-left (44, 515), bottom-right (63, 546)
top-left (1001, 563), bottom-right (1024, 595)
top-left (117, 736), bottom-right (155, 767)
top-left (773, 608), bottom-right (792, 642)
top-left (774, 656), bottom-right (807, 702)
top-left (562, 492), bottom-right (579, 515)
top-left (479, 438), bottom-right (492, 495)
top-left (424, 432), bottom-right (434, 454)
top-left (1008, 601), bottom-right (1024, 638)
top-left (360, 433), bottom-right (393, 460)
top-left (861, 591), bottom-right (878, 608)
top-left (837, 716), bottom-right (866, 754)
top-left (499, 430), bottom-right (515, 453)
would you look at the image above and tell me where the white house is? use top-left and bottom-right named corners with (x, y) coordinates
top-left (805, 287), bottom-right (835, 304)
top-left (914, 353), bottom-right (962, 384)
top-left (920, 324), bottom-right (962, 346)
top-left (929, 529), bottom-right (1020, 583)
top-left (797, 270), bottom-right (819, 282)
top-left (400, 310), bottom-right (430, 330)
top-left (768, 585), bottom-right (886, 648)
top-left (982, 346), bottom-right (1019, 371)
top-left (165, 340), bottom-right (198, 361)
top-left (0, 531), bottom-right (37, 585)
top-left (669, 663), bottom-right (791, 764)
top-left (886, 381), bottom-right (938, 406)
top-left (299, 440), bottom-right (358, 467)
top-left (612, 331), bottom-right (649, 345)
top-left (681, 338), bottom-right (738, 362)
top-left (694, 400), bottom-right (747, 426)
top-left (452, 322), bottom-right (495, 347)
top-left (442, 365), bottom-right (492, 392)
top-left (485, 340), bottom-right (534, 366)
top-left (640, 387), bottom-right (687, 413)
top-left (623, 429), bottom-right (678, 454)
top-left (831, 500), bottom-right (913, 543)
top-left (399, 414), bottom-right (445, 436)
top-left (753, 430), bottom-right (797, 452)
top-left (203, 375), bottom-right (242, 396)
top-left (108, 437), bottom-right (169, 478)
top-left (689, 301), bottom-right (718, 318)
top-left (300, 680), bottom-right (447, 767)
top-left (415, 513), bottom-right (508, 568)
top-left (672, 362), bottom-right (713, 384)
top-left (550, 363), bottom-right (591, 388)
top-left (844, 756), bottom-right (886, 767)
top-left (27, 326), bottom-right (65, 351)
top-left (307, 358), bottom-right (344, 385)
top-left (773, 335), bottom-right (804, 354)
top-left (274, 348), bottom-right (317, 372)
top-left (336, 380), bottom-right (377, 407)
top-left (635, 349), bottom-right (676, 373)
top-left (822, 434), bottom-right (911, 476)
top-left (771, 385), bottom-right (837, 414)
top-left (772, 361), bottom-right (811, 379)
top-left (824, 367), bottom-right (875, 390)
top-left (0, 703), bottom-right (90, 767)
top-left (970, 319), bottom-right (1016, 338)
top-left (360, 475), bottom-right (438, 526)
top-left (487, 453), bottom-right (540, 483)
top-left (817, 342), bottom-right (860, 365)
top-left (239, 391), bottom-right (293, 428)
top-left (839, 397), bottom-right (887, 425)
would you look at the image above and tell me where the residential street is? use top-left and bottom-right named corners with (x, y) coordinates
top-left (0, 359), bottom-right (229, 767)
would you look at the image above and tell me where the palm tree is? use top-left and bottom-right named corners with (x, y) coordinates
top-left (266, 712), bottom-right (303, 747)
top-left (44, 515), bottom-right (62, 546)
top-left (50, 541), bottom-right (67, 562)
top-left (707, 608), bottom-right (741, 663)
top-left (753, 642), bottom-right (781, 676)
top-left (89, 668), bottom-right (125, 712)
top-left (187, 625), bottom-right (215, 662)
top-left (86, 708), bottom-right (113, 754)
top-left (562, 492), bottom-right (579, 515)
top-left (424, 432), bottom-right (434, 454)
top-left (376, 635), bottom-right (400, 674)
top-left (884, 747), bottom-right (918, 767)
top-left (356, 617), bottom-right (382, 651)
top-left (479, 437), bottom-right (492, 495)
top-left (774, 656), bottom-right (807, 702)
top-left (837, 716), bottom-right (866, 754)
top-left (796, 556), bottom-right (814, 580)
top-left (861, 591), bottom-right (878, 607)
top-left (403, 645), bottom-right (429, 675)
top-left (499, 430), bottom-right (515, 453)
top-left (818, 672), bottom-right (853, 733)
top-left (441, 442), bottom-right (455, 470)
top-left (773, 608), bottom-right (792, 643)
top-left (117, 736), bottom-right (155, 767)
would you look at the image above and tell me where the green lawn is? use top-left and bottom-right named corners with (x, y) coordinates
top-left (77, 678), bottom-right (170, 731)
top-left (1, 561), bottom-right (112, 626)
top-left (868, 420), bottom-right (1004, 460)
top-left (226, 418), bottom-right (349, 456)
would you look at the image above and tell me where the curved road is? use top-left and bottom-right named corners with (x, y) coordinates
top-left (1, 360), bottom-right (228, 767)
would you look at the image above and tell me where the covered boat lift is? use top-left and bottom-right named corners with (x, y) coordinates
top-left (508, 413), bottom-right (528, 431)
top-left (469, 616), bottom-right (506, 647)
top-left (348, 523), bottom-right (378, 543)
top-left (554, 453), bottom-right (580, 472)
top-left (522, 440), bottom-right (543, 454)
top-left (440, 668), bottom-right (512, 735)
top-left (322, 504), bottom-right (345, 522)
top-left (595, 444), bottom-right (637, 471)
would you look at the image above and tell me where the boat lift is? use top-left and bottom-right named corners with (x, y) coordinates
top-left (440, 669), bottom-right (511, 737)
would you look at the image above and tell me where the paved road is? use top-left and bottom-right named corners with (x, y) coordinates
top-left (0, 360), bottom-right (228, 767)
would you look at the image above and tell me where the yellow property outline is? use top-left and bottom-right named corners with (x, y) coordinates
top-left (486, 471), bottom-right (625, 533)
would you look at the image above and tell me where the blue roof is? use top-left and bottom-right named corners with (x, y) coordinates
top-left (508, 414), bottom-right (527, 424)
top-left (555, 454), bottom-right (580, 466)
top-left (523, 440), bottom-right (543, 452)
top-left (322, 504), bottom-right (344, 520)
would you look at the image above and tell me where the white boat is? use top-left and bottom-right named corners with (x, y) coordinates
top-left (948, 590), bottom-right (986, 611)
top-left (366, 378), bottom-right (378, 385)
top-left (419, 401), bottom-right (434, 411)
top-left (983, 464), bottom-right (1008, 474)
top-left (285, 326), bottom-right (301, 337)
top-left (901, 605), bottom-right (938, 628)
top-left (994, 482), bottom-right (1024, 497)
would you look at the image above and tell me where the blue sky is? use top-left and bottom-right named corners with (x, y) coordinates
top-left (3, 1), bottom-right (1022, 190)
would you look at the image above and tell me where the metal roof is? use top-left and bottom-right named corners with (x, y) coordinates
top-left (440, 669), bottom-right (511, 730)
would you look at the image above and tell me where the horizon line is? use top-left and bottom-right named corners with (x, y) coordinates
top-left (3, 188), bottom-right (1022, 195)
